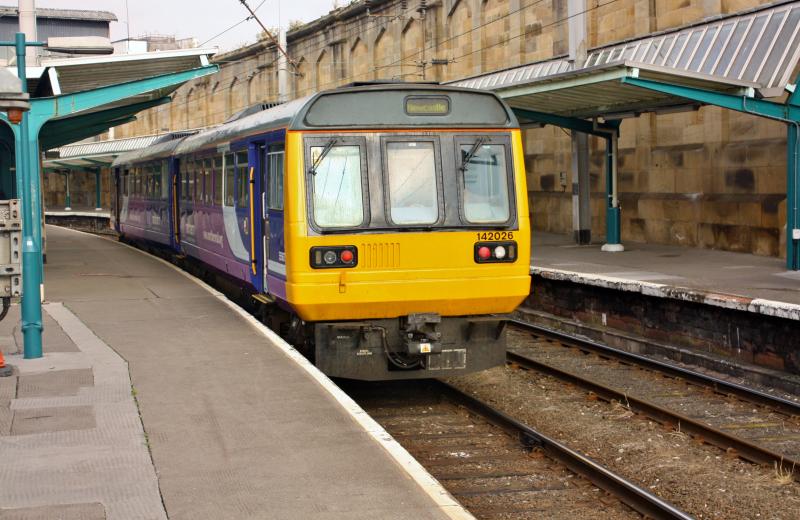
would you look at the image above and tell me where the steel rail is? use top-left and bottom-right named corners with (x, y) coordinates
top-left (436, 381), bottom-right (694, 520)
top-left (510, 319), bottom-right (800, 417)
top-left (505, 350), bottom-right (800, 482)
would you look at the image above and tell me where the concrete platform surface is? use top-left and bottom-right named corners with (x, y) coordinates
top-left (1, 225), bottom-right (468, 520)
top-left (532, 232), bottom-right (800, 319)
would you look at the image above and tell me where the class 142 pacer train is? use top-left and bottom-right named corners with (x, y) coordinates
top-left (111, 82), bottom-right (531, 380)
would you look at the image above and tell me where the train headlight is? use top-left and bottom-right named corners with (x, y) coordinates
top-left (474, 241), bottom-right (517, 263)
top-left (323, 251), bottom-right (338, 265)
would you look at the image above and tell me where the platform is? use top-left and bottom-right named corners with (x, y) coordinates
top-left (531, 232), bottom-right (800, 320)
top-left (0, 225), bottom-right (468, 520)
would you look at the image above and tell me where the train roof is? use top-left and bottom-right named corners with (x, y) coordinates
top-left (115, 83), bottom-right (519, 165)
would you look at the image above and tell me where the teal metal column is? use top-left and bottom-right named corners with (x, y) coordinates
top-left (94, 169), bottom-right (102, 210)
top-left (788, 123), bottom-right (799, 270)
top-left (14, 33), bottom-right (44, 358)
top-left (605, 133), bottom-right (621, 246)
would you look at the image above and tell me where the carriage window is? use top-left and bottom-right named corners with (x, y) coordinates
top-left (122, 170), bottom-right (129, 196)
top-left (188, 160), bottom-right (196, 202)
top-left (203, 159), bottom-right (212, 204)
top-left (268, 144), bottom-right (284, 211)
top-left (161, 160), bottom-right (169, 200)
top-left (152, 163), bottom-right (162, 200)
top-left (224, 153), bottom-right (235, 206)
top-left (236, 151), bottom-right (249, 208)
top-left (214, 156), bottom-right (223, 206)
top-left (310, 144), bottom-right (364, 227)
top-left (181, 162), bottom-right (189, 201)
top-left (459, 142), bottom-right (510, 224)
top-left (386, 141), bottom-right (438, 225)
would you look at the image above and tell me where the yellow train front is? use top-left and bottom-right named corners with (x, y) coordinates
top-left (281, 83), bottom-right (530, 380)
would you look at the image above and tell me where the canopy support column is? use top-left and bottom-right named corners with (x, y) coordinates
top-left (512, 107), bottom-right (623, 250)
top-left (602, 128), bottom-right (623, 251)
top-left (788, 122), bottom-right (800, 270)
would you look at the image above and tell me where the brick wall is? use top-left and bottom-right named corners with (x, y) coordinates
top-left (110, 0), bottom-right (787, 257)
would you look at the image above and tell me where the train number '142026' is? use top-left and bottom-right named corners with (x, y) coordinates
top-left (476, 231), bottom-right (514, 241)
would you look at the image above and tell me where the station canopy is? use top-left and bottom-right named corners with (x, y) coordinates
top-left (451, 0), bottom-right (800, 120)
top-left (7, 47), bottom-right (218, 150)
top-left (43, 134), bottom-right (163, 169)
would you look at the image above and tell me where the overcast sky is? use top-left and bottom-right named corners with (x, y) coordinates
top-left (36, 0), bottom-right (337, 51)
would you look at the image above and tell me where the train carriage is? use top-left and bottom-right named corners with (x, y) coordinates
top-left (112, 83), bottom-right (531, 380)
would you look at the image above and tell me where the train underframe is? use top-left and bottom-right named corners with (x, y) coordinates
top-left (310, 314), bottom-right (508, 381)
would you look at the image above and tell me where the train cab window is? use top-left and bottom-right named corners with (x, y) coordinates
top-left (458, 140), bottom-right (511, 224)
top-left (385, 141), bottom-right (438, 225)
top-left (235, 151), bottom-right (249, 208)
top-left (203, 159), bottom-right (212, 204)
top-left (224, 153), bottom-right (235, 206)
top-left (213, 156), bottom-right (223, 206)
top-left (308, 141), bottom-right (365, 228)
top-left (267, 144), bottom-right (284, 211)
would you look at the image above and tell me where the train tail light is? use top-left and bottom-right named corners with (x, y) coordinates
top-left (310, 246), bottom-right (358, 268)
top-left (474, 241), bottom-right (517, 263)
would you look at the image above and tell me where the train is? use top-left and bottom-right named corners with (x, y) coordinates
top-left (111, 82), bottom-right (531, 380)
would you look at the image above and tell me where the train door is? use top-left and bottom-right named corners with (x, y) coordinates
top-left (170, 159), bottom-right (181, 248)
top-left (263, 143), bottom-right (285, 291)
top-left (112, 168), bottom-right (121, 231)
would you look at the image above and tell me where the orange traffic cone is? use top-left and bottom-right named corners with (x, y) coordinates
top-left (0, 349), bottom-right (12, 377)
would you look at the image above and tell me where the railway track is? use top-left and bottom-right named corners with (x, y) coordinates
top-left (508, 320), bottom-right (800, 481)
top-left (345, 379), bottom-right (691, 520)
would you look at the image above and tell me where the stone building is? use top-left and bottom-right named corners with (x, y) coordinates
top-left (114, 0), bottom-right (792, 258)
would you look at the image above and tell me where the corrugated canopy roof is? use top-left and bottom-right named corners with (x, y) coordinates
top-left (44, 132), bottom-right (193, 169)
top-left (451, 0), bottom-right (800, 119)
top-left (39, 48), bottom-right (216, 97)
top-left (497, 61), bottom-right (755, 119)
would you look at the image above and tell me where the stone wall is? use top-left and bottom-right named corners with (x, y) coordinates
top-left (43, 170), bottom-right (110, 210)
top-left (114, 0), bottom-right (788, 257)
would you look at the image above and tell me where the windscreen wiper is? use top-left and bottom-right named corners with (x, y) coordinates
top-left (460, 137), bottom-right (487, 172)
top-left (308, 139), bottom-right (337, 175)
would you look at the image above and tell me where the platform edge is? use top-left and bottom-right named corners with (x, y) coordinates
top-left (532, 266), bottom-right (800, 321)
top-left (55, 226), bottom-right (475, 520)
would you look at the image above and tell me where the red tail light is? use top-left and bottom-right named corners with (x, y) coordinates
top-left (310, 246), bottom-right (358, 269)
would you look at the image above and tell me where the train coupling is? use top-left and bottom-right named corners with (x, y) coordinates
top-left (403, 313), bottom-right (442, 355)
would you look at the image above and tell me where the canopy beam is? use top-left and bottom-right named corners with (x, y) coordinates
top-left (622, 75), bottom-right (800, 270)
